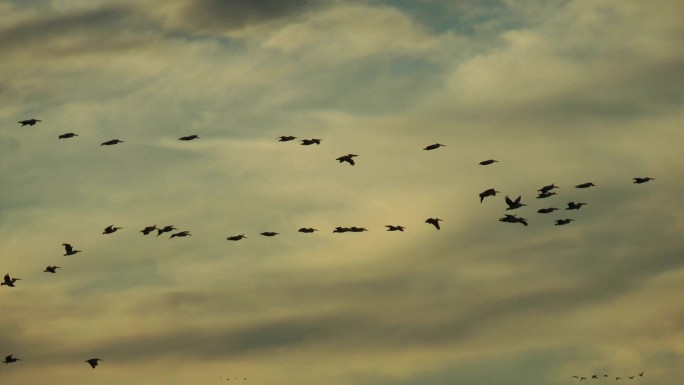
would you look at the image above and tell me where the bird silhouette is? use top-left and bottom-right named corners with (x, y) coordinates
top-left (537, 207), bottom-right (559, 214)
top-left (575, 182), bottom-right (596, 189)
top-left (423, 143), bottom-right (445, 151)
top-left (555, 219), bottom-right (574, 226)
top-left (638, 372), bottom-right (644, 377)
top-left (58, 132), bottom-right (78, 139)
top-left (227, 234), bottom-right (247, 241)
top-left (536, 191), bottom-right (557, 199)
top-left (537, 183), bottom-right (558, 194)
top-left (44, 266), bottom-right (61, 273)
top-left (298, 227), bottom-right (318, 233)
top-left (385, 225), bottom-right (405, 232)
top-left (633, 177), bottom-right (654, 184)
top-left (628, 376), bottom-right (635, 380)
top-left (505, 195), bottom-right (526, 210)
top-left (479, 188), bottom-right (499, 203)
top-left (178, 135), bottom-right (199, 141)
top-left (592, 375), bottom-right (598, 379)
top-left (425, 218), bottom-right (442, 230)
top-left (349, 226), bottom-right (368, 232)
top-left (615, 377), bottom-right (621, 381)
top-left (336, 154), bottom-right (358, 166)
top-left (157, 225), bottom-right (177, 236)
top-left (260, 232), bottom-right (279, 237)
top-left (566, 202), bottom-right (587, 210)
top-left (102, 225), bottom-right (122, 234)
top-left (333, 227), bottom-right (350, 233)
top-left (100, 139), bottom-right (124, 146)
top-left (479, 159), bottom-right (498, 165)
top-left (499, 214), bottom-right (528, 226)
top-left (140, 225), bottom-right (157, 235)
top-left (2, 274), bottom-right (21, 287)
top-left (19, 119), bottom-right (41, 126)
top-left (170, 231), bottom-right (191, 238)
top-left (63, 243), bottom-right (81, 256)
top-left (278, 136), bottom-right (296, 142)
top-left (3, 354), bottom-right (20, 364)
top-left (300, 138), bottom-right (321, 145)
top-left (85, 358), bottom-right (102, 368)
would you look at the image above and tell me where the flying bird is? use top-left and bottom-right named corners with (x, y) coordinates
top-left (536, 191), bottom-right (557, 199)
top-left (298, 227), bottom-right (318, 233)
top-left (85, 358), bottom-right (102, 368)
top-left (63, 243), bottom-right (81, 256)
top-left (333, 227), bottom-right (350, 233)
top-left (505, 195), bottom-right (526, 210)
top-left (423, 143), bottom-right (445, 151)
top-left (425, 218), bottom-right (442, 230)
top-left (538, 183), bottom-right (559, 194)
top-left (592, 375), bottom-right (598, 379)
top-left (226, 234), bottom-right (247, 241)
top-left (537, 207), bottom-right (559, 214)
top-left (300, 138), bottom-right (321, 145)
top-left (385, 225), bottom-right (405, 232)
top-left (349, 227), bottom-right (368, 232)
top-left (499, 214), bottom-right (528, 226)
top-left (566, 202), bottom-right (587, 210)
top-left (3, 354), bottom-right (20, 364)
top-left (102, 225), bottom-right (122, 234)
top-left (140, 225), bottom-right (157, 235)
top-left (100, 139), bottom-right (124, 146)
top-left (170, 231), bottom-right (191, 238)
top-left (44, 266), bottom-right (61, 273)
top-left (479, 188), bottom-right (499, 203)
top-left (479, 159), bottom-right (498, 165)
top-left (2, 274), bottom-right (20, 287)
top-left (157, 225), bottom-right (177, 236)
top-left (178, 135), bottom-right (199, 141)
top-left (575, 182), bottom-right (596, 189)
top-left (19, 119), bottom-right (41, 126)
top-left (260, 232), bottom-right (279, 237)
top-left (638, 372), bottom-right (644, 377)
top-left (58, 132), bottom-right (78, 139)
top-left (336, 154), bottom-right (358, 166)
top-left (555, 219), bottom-right (574, 226)
top-left (633, 177), bottom-right (654, 184)
top-left (278, 136), bottom-right (296, 142)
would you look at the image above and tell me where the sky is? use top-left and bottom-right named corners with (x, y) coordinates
top-left (1, 0), bottom-right (683, 384)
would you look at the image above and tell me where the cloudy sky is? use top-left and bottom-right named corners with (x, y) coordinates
top-left (1, 0), bottom-right (683, 384)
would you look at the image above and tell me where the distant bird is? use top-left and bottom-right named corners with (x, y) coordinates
top-left (633, 177), bottom-right (654, 184)
top-left (479, 188), bottom-right (500, 203)
top-left (3, 354), bottom-right (20, 364)
top-left (63, 243), bottom-right (81, 256)
top-left (349, 226), bottom-right (368, 232)
top-left (178, 135), bottom-right (199, 141)
top-left (170, 231), bottom-right (191, 238)
top-left (615, 377), bottom-right (621, 381)
top-left (555, 219), bottom-right (574, 226)
top-left (85, 358), bottom-right (102, 368)
top-left (505, 195), bottom-right (526, 210)
top-left (1, 274), bottom-right (20, 287)
top-left (425, 218), bottom-right (442, 230)
top-left (19, 119), bottom-right (41, 126)
top-left (300, 138), bottom-right (321, 145)
top-left (628, 376), bottom-right (635, 380)
top-left (333, 227), bottom-right (350, 233)
top-left (499, 214), bottom-right (528, 226)
top-left (278, 136), bottom-right (296, 142)
top-left (58, 132), bottom-right (78, 139)
top-left (140, 225), bottom-right (157, 235)
top-left (573, 376), bottom-right (579, 379)
top-left (575, 182), bottom-right (596, 189)
top-left (336, 154), bottom-right (358, 166)
top-left (479, 159), bottom-right (498, 165)
top-left (157, 225), bottom-right (177, 236)
top-left (100, 139), bottom-right (124, 146)
top-left (260, 232), bottom-right (279, 237)
top-left (537, 207), bottom-right (559, 214)
top-left (226, 234), bottom-right (247, 241)
top-left (591, 375), bottom-right (598, 379)
top-left (44, 266), bottom-right (61, 273)
top-left (580, 378), bottom-right (587, 381)
top-left (102, 225), bottom-right (122, 234)
top-left (566, 202), bottom-right (587, 210)
top-left (537, 183), bottom-right (558, 194)
top-left (385, 225), bottom-right (405, 232)
top-left (423, 143), bottom-right (445, 151)
top-left (298, 227), bottom-right (318, 233)
top-left (638, 372), bottom-right (644, 377)
top-left (536, 191), bottom-right (557, 199)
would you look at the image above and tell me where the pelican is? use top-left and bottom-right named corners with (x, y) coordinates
top-left (260, 232), bottom-right (279, 237)
top-left (479, 159), bottom-right (498, 165)
top-left (575, 182), bottom-right (596, 189)
top-left (157, 225), bottom-right (177, 236)
top-left (555, 219), bottom-right (574, 226)
top-left (2, 274), bottom-right (20, 287)
top-left (505, 195), bottom-right (526, 210)
top-left (385, 225), bottom-right (405, 231)
top-left (333, 227), bottom-right (350, 233)
top-left (423, 143), bottom-right (445, 151)
top-left (298, 227), bottom-right (318, 233)
top-left (499, 214), bottom-right (528, 226)
top-left (278, 136), bottom-right (296, 142)
top-left (100, 139), bottom-right (124, 146)
top-left (300, 138), bottom-right (321, 145)
top-left (58, 132), bottom-right (78, 139)
top-left (178, 135), bottom-right (199, 141)
top-left (19, 119), bottom-right (41, 126)
top-left (633, 177), bottom-right (654, 184)
top-left (536, 191), bottom-right (557, 199)
top-left (226, 234), bottom-right (247, 241)
top-left (63, 243), bottom-right (81, 256)
top-left (3, 354), bottom-right (20, 364)
top-left (140, 225), bottom-right (157, 235)
top-left (102, 225), bottom-right (122, 234)
top-left (538, 184), bottom-right (558, 194)
top-left (537, 207), bottom-right (559, 214)
top-left (566, 202), bottom-right (587, 210)
top-left (479, 188), bottom-right (499, 203)
top-left (349, 226), bottom-right (368, 232)
top-left (170, 231), bottom-right (191, 238)
top-left (85, 358), bottom-right (102, 368)
top-left (44, 266), bottom-right (61, 273)
top-left (336, 154), bottom-right (358, 166)
top-left (425, 218), bottom-right (442, 230)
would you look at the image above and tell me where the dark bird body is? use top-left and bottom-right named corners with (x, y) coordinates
top-left (298, 227), bottom-right (317, 233)
top-left (44, 266), bottom-right (61, 273)
top-left (85, 358), bottom-right (102, 368)
top-left (479, 159), bottom-right (498, 165)
top-left (2, 274), bottom-right (21, 287)
top-left (336, 154), bottom-right (358, 166)
top-left (537, 207), bottom-right (559, 214)
top-left (178, 135), bottom-right (199, 141)
top-left (349, 226), bottom-right (368, 232)
top-left (538, 184), bottom-right (558, 194)
top-left (499, 214), bottom-right (528, 226)
top-left (260, 232), bottom-right (279, 237)
top-left (278, 136), bottom-right (296, 142)
top-left (3, 354), bottom-right (20, 364)
top-left (170, 231), bottom-right (191, 238)
top-left (102, 225), bottom-right (122, 234)
top-left (19, 119), bottom-right (41, 126)
top-left (157, 225), bottom-right (176, 236)
top-left (423, 143), bottom-right (445, 151)
top-left (575, 182), bottom-right (596, 189)
top-left (141, 225), bottom-right (157, 235)
top-left (425, 218), bottom-right (442, 230)
top-left (479, 188), bottom-right (499, 202)
top-left (100, 139), bottom-right (123, 146)
top-left (227, 234), bottom-right (247, 241)
top-left (555, 219), bottom-right (574, 226)
top-left (63, 243), bottom-right (81, 256)
top-left (505, 195), bottom-right (526, 210)
top-left (537, 191), bottom-right (557, 199)
top-left (566, 202), bottom-right (587, 210)
top-left (385, 225), bottom-right (405, 232)
top-left (58, 132), bottom-right (78, 139)
top-left (300, 138), bottom-right (321, 145)
top-left (633, 177), bottom-right (654, 184)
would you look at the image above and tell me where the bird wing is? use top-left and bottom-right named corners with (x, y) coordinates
top-left (505, 196), bottom-right (513, 205)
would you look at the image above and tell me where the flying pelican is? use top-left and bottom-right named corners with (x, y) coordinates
top-left (505, 195), bottom-right (526, 210)
top-left (260, 232), bottom-right (279, 237)
top-left (3, 354), bottom-right (20, 364)
top-left (140, 225), bottom-right (157, 235)
top-left (555, 219), bottom-right (574, 226)
top-left (425, 218), bottom-right (442, 230)
top-left (566, 202), bottom-right (587, 210)
top-left (423, 143), bottom-right (445, 151)
top-left (592, 375), bottom-right (598, 379)
top-left (385, 225), bottom-right (405, 231)
top-left (1, 274), bottom-right (20, 287)
top-left (499, 214), bottom-right (528, 226)
top-left (157, 225), bottom-right (177, 236)
top-left (633, 177), bottom-right (654, 184)
top-left (536, 191), bottom-right (557, 199)
top-left (537, 207), bottom-right (559, 214)
top-left (63, 243), bottom-right (81, 256)
top-left (85, 358), bottom-right (102, 368)
top-left (102, 225), bottom-right (122, 234)
top-left (278, 136), bottom-right (296, 142)
top-left (479, 188), bottom-right (499, 203)
top-left (44, 266), bottom-right (61, 273)
top-left (333, 227), bottom-right (350, 233)
top-left (178, 135), bottom-right (199, 141)
top-left (19, 119), bottom-right (41, 126)
top-left (226, 234), bottom-right (247, 241)
top-left (575, 182), bottom-right (596, 189)
top-left (336, 154), bottom-right (358, 166)
top-left (349, 226), bottom-right (368, 232)
top-left (100, 139), bottom-right (124, 146)
top-left (538, 183), bottom-right (558, 194)
top-left (58, 132), bottom-right (78, 139)
top-left (170, 231), bottom-right (191, 238)
top-left (479, 159), bottom-right (498, 165)
top-left (300, 138), bottom-right (321, 145)
top-left (298, 227), bottom-right (318, 233)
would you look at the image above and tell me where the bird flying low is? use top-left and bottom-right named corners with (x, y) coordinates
top-left (504, 195), bottom-right (526, 210)
top-left (423, 143), bottom-right (445, 151)
top-left (385, 225), bottom-right (405, 232)
top-left (2, 274), bottom-right (21, 287)
top-left (633, 177), bottom-right (654, 184)
top-left (537, 183), bottom-right (558, 194)
top-left (278, 136), bottom-right (296, 142)
top-left (298, 227), bottom-right (317, 233)
top-left (227, 234), bottom-right (247, 241)
top-left (566, 202), bottom-right (587, 210)
top-left (44, 266), bottom-right (61, 273)
top-left (58, 132), bottom-right (78, 139)
top-left (536, 191), bottom-right (557, 199)
top-left (140, 225), bottom-right (157, 235)
top-left (260, 232), bottom-right (279, 237)
top-left (102, 225), bottom-right (122, 234)
top-left (479, 159), bottom-right (498, 165)
top-left (537, 207), bottom-right (559, 214)
top-left (555, 219), bottom-right (574, 226)
top-left (333, 227), bottom-right (350, 233)
top-left (170, 231), bottom-right (191, 238)
top-left (499, 214), bottom-right (528, 226)
top-left (575, 182), bottom-right (596, 189)
top-left (479, 188), bottom-right (499, 203)
top-left (100, 139), bottom-right (124, 146)
top-left (349, 226), bottom-right (368, 232)
top-left (19, 119), bottom-right (41, 126)
top-left (300, 138), bottom-right (321, 145)
top-left (63, 243), bottom-right (81, 256)
top-left (336, 154), bottom-right (358, 166)
top-left (157, 225), bottom-right (176, 236)
top-left (3, 354), bottom-right (21, 364)
top-left (85, 358), bottom-right (102, 368)
top-left (425, 218), bottom-right (442, 230)
top-left (178, 135), bottom-right (199, 141)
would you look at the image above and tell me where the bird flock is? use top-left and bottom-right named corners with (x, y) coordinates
top-left (3, 119), bottom-right (656, 375)
top-left (572, 372), bottom-right (645, 381)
